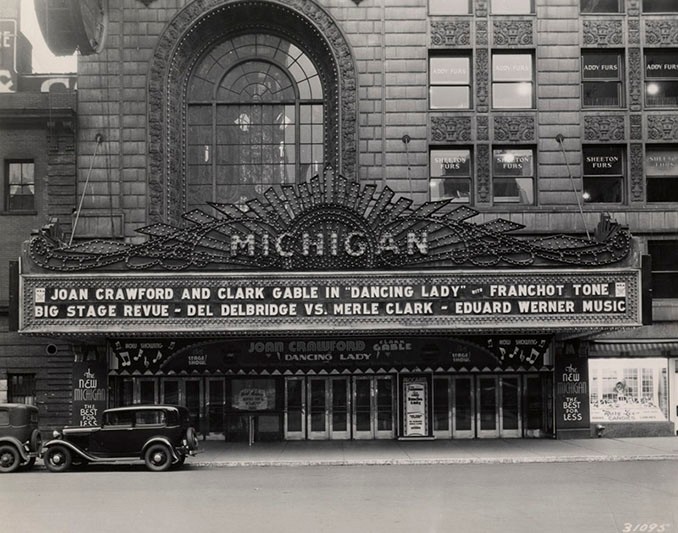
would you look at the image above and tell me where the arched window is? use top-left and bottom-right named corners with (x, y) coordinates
top-left (186, 34), bottom-right (325, 210)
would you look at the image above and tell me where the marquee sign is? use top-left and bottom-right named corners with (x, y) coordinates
top-left (25, 170), bottom-right (632, 272)
top-left (108, 335), bottom-right (552, 374)
top-left (20, 269), bottom-right (641, 336)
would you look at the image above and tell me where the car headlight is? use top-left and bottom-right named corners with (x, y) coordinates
top-left (52, 430), bottom-right (62, 439)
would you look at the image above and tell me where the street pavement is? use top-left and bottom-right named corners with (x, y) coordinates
top-left (186, 435), bottom-right (678, 468)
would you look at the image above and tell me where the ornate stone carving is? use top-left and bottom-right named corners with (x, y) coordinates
top-left (431, 116), bottom-right (473, 143)
top-left (476, 145), bottom-right (490, 203)
top-left (477, 116), bottom-right (489, 141)
top-left (627, 0), bottom-right (640, 17)
top-left (583, 20), bottom-right (623, 46)
top-left (493, 115), bottom-right (535, 142)
top-left (431, 20), bottom-right (471, 47)
top-left (627, 19), bottom-right (640, 45)
top-left (629, 143), bottom-right (644, 202)
top-left (648, 115), bottom-right (678, 140)
top-left (476, 20), bottom-right (488, 46)
top-left (646, 20), bottom-right (678, 45)
top-left (147, 0), bottom-right (358, 224)
top-left (628, 48), bottom-right (642, 112)
top-left (476, 0), bottom-right (488, 17)
top-left (493, 20), bottom-right (533, 46)
top-left (583, 116), bottom-right (625, 142)
top-left (630, 115), bottom-right (642, 140)
top-left (476, 49), bottom-right (489, 113)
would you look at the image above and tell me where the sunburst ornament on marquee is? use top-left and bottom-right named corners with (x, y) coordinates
top-left (28, 168), bottom-right (632, 272)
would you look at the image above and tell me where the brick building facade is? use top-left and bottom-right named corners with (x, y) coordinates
top-left (4, 0), bottom-right (678, 439)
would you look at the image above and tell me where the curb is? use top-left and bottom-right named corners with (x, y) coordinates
top-left (189, 454), bottom-right (678, 468)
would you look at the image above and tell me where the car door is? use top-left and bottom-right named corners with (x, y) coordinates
top-left (92, 410), bottom-right (136, 456)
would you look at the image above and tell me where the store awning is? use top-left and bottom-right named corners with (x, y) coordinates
top-left (589, 341), bottom-right (678, 357)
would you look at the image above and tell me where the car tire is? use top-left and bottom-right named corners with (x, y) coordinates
top-left (186, 427), bottom-right (198, 450)
top-left (0, 444), bottom-right (21, 473)
top-left (44, 445), bottom-right (72, 473)
top-left (30, 429), bottom-right (42, 454)
top-left (144, 444), bottom-right (173, 472)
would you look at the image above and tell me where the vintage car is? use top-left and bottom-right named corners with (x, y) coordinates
top-left (0, 403), bottom-right (42, 473)
top-left (42, 405), bottom-right (199, 472)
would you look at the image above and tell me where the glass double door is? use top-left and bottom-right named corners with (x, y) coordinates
top-left (433, 375), bottom-right (525, 439)
top-left (284, 376), bottom-right (395, 440)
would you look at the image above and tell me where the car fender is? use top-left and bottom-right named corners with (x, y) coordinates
top-left (0, 436), bottom-right (29, 462)
top-left (41, 439), bottom-right (96, 462)
top-left (141, 437), bottom-right (180, 462)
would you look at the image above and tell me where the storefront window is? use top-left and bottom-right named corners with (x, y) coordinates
top-left (582, 51), bottom-right (624, 108)
top-left (492, 53), bottom-right (534, 109)
top-left (646, 145), bottom-right (678, 202)
top-left (648, 240), bottom-right (678, 298)
top-left (429, 0), bottom-right (471, 15)
top-left (491, 0), bottom-right (533, 14)
top-left (581, 0), bottom-right (623, 12)
top-left (430, 55), bottom-right (472, 109)
top-left (589, 358), bottom-right (669, 422)
top-left (645, 50), bottom-right (678, 108)
top-left (430, 148), bottom-right (472, 202)
top-left (643, 0), bottom-right (678, 12)
top-left (582, 145), bottom-right (624, 203)
top-left (492, 147), bottom-right (535, 205)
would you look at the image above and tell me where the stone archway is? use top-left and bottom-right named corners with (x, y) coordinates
top-left (147, 0), bottom-right (358, 224)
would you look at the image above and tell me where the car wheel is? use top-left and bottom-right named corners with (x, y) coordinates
top-left (0, 445), bottom-right (21, 473)
top-left (44, 445), bottom-right (72, 473)
top-left (186, 427), bottom-right (199, 450)
top-left (144, 444), bottom-right (172, 472)
top-left (30, 429), bottom-right (42, 454)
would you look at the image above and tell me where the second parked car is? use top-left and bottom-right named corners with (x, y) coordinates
top-left (0, 403), bottom-right (42, 473)
top-left (42, 405), bottom-right (199, 472)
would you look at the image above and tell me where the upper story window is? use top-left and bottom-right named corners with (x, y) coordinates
top-left (648, 240), bottom-right (678, 298)
top-left (645, 50), bottom-right (678, 108)
top-left (429, 0), bottom-right (471, 15)
top-left (492, 147), bottom-right (535, 205)
top-left (643, 0), bottom-right (678, 12)
top-left (646, 145), bottom-right (678, 202)
top-left (430, 148), bottom-right (472, 202)
top-left (5, 160), bottom-right (35, 212)
top-left (491, 0), bottom-right (533, 14)
top-left (582, 145), bottom-right (624, 203)
top-left (582, 51), bottom-right (624, 108)
top-left (492, 53), bottom-right (534, 109)
top-left (580, 0), bottom-right (623, 12)
top-left (186, 34), bottom-right (324, 211)
top-left (429, 54), bottom-right (472, 109)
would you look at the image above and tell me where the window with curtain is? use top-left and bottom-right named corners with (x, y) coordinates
top-left (186, 34), bottom-right (324, 211)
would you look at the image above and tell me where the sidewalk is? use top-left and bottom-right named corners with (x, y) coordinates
top-left (191, 436), bottom-right (678, 468)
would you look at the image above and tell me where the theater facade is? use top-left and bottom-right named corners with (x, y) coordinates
top-left (18, 172), bottom-right (643, 441)
top-left (12, 0), bottom-right (678, 441)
